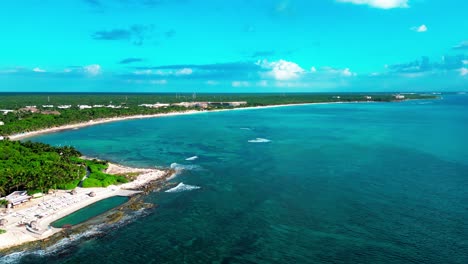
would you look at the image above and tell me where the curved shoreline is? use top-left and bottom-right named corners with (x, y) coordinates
top-left (8, 102), bottom-right (342, 141)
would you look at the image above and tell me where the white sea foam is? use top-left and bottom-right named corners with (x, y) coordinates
top-left (0, 251), bottom-right (25, 264)
top-left (248, 138), bottom-right (271, 143)
top-left (165, 182), bottom-right (201, 193)
top-left (0, 228), bottom-right (103, 263)
top-left (185, 156), bottom-right (198, 161)
top-left (168, 163), bottom-right (202, 180)
top-left (240, 127), bottom-right (252, 130)
top-left (170, 163), bottom-right (201, 171)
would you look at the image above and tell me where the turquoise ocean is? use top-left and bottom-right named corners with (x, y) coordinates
top-left (2, 95), bottom-right (467, 263)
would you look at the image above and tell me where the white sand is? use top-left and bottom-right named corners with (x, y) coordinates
top-left (106, 163), bottom-right (167, 190)
top-left (1, 102), bottom-right (348, 250)
top-left (8, 102), bottom-right (346, 141)
top-left (0, 165), bottom-right (168, 250)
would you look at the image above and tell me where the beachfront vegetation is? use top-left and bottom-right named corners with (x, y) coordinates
top-left (0, 93), bottom-right (437, 137)
top-left (0, 140), bottom-right (85, 195)
top-left (81, 159), bottom-right (128, 188)
top-left (0, 199), bottom-right (8, 206)
top-left (0, 140), bottom-right (128, 195)
top-left (0, 229), bottom-right (6, 235)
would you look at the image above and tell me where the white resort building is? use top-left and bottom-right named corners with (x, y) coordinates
top-left (0, 191), bottom-right (32, 208)
top-left (78, 105), bottom-right (92, 110)
top-left (57, 105), bottom-right (72, 109)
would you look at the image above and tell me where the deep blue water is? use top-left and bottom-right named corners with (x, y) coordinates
top-left (2, 95), bottom-right (468, 263)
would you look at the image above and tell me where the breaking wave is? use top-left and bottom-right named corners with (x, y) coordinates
top-left (0, 228), bottom-right (103, 263)
top-left (0, 204), bottom-right (152, 263)
top-left (185, 156), bottom-right (198, 161)
top-left (248, 138), bottom-right (271, 143)
top-left (170, 163), bottom-right (201, 172)
top-left (165, 182), bottom-right (201, 193)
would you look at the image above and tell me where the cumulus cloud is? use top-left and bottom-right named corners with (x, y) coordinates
top-left (83, 64), bottom-right (102, 76)
top-left (33, 67), bottom-right (46, 73)
top-left (461, 68), bottom-right (468, 76)
top-left (257, 59), bottom-right (306, 81)
top-left (321, 66), bottom-right (357, 77)
top-left (411, 24), bottom-right (427, 32)
top-left (337, 0), bottom-right (409, 9)
top-left (176, 68), bottom-right (193, 75)
top-left (342, 68), bottom-right (355, 76)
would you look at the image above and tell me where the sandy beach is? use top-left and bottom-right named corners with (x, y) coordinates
top-left (0, 164), bottom-right (168, 250)
top-left (1, 102), bottom-right (352, 251)
top-left (8, 103), bottom-right (342, 141)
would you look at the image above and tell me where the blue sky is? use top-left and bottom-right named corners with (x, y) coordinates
top-left (0, 0), bottom-right (467, 92)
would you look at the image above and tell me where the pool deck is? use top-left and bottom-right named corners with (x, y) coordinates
top-left (0, 187), bottom-right (139, 250)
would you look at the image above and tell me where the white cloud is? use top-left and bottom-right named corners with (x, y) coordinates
top-left (310, 67), bottom-right (317, 73)
top-left (134, 69), bottom-right (152, 75)
top-left (257, 59), bottom-right (306, 81)
top-left (150, 80), bottom-right (167, 85)
top-left (33, 67), bottom-right (46, 73)
top-left (337, 0), bottom-right (409, 9)
top-left (232, 81), bottom-right (250, 87)
top-left (258, 80), bottom-right (269, 87)
top-left (461, 68), bottom-right (468, 76)
top-left (231, 81), bottom-right (270, 88)
top-left (411, 24), bottom-right (427, 32)
top-left (134, 68), bottom-right (193, 76)
top-left (83, 64), bottom-right (102, 76)
top-left (206, 80), bottom-right (219, 85)
top-left (176, 68), bottom-right (193, 75)
top-left (321, 66), bottom-right (357, 77)
top-left (463, 60), bottom-right (468, 65)
top-left (342, 68), bottom-right (355, 77)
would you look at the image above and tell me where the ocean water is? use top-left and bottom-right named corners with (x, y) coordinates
top-left (2, 95), bottom-right (468, 263)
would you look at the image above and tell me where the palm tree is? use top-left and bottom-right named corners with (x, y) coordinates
top-left (0, 186), bottom-right (6, 197)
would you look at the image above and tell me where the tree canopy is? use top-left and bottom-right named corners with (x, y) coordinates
top-left (0, 140), bottom-right (84, 196)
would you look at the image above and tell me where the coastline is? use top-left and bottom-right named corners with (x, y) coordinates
top-left (0, 163), bottom-right (171, 251)
top-left (8, 102), bottom-right (343, 141)
top-left (0, 99), bottom-right (416, 252)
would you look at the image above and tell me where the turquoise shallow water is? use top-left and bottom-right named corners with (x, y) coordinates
top-left (3, 95), bottom-right (468, 263)
top-left (51, 196), bottom-right (129, 228)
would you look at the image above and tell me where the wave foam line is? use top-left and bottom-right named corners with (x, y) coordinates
top-left (248, 138), bottom-right (271, 143)
top-left (165, 182), bottom-right (201, 193)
